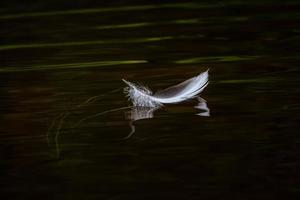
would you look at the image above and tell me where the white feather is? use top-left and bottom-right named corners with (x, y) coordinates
top-left (123, 70), bottom-right (209, 107)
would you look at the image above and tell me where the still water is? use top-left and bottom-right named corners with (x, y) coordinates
top-left (0, 1), bottom-right (299, 199)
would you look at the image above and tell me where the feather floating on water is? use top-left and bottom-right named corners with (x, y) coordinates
top-left (123, 70), bottom-right (209, 107)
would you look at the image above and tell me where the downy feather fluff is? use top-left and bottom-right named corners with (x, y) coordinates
top-left (123, 70), bottom-right (209, 107)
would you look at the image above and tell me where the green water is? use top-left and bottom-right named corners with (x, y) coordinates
top-left (0, 1), bottom-right (299, 199)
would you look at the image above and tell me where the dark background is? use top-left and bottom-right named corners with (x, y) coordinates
top-left (0, 0), bottom-right (299, 199)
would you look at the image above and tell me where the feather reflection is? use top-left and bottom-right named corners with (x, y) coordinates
top-left (195, 97), bottom-right (210, 116)
top-left (125, 97), bottom-right (209, 138)
top-left (125, 106), bottom-right (160, 139)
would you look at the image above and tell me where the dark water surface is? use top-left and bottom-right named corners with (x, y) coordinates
top-left (0, 1), bottom-right (299, 199)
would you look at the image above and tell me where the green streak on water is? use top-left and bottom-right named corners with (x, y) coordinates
top-left (173, 18), bottom-right (201, 24)
top-left (0, 36), bottom-right (174, 51)
top-left (0, 3), bottom-right (206, 19)
top-left (96, 13), bottom-right (300, 31)
top-left (96, 22), bottom-right (152, 30)
top-left (175, 56), bottom-right (261, 64)
top-left (0, 60), bottom-right (147, 72)
top-left (217, 78), bottom-right (281, 84)
top-left (95, 18), bottom-right (201, 30)
top-left (1, 1), bottom-right (299, 20)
